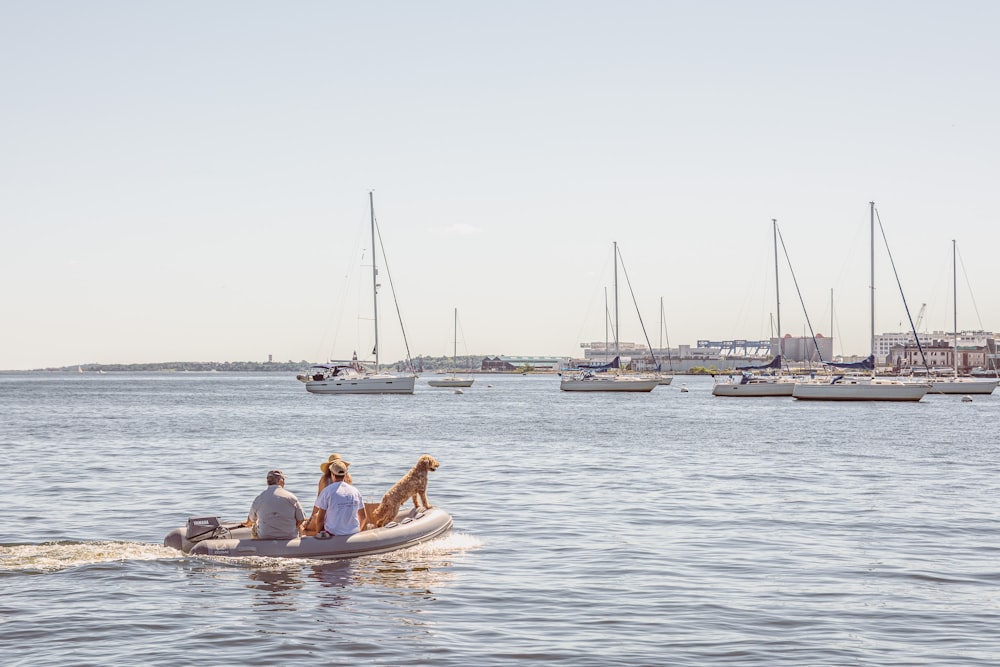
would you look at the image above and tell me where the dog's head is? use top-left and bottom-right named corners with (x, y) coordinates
top-left (417, 454), bottom-right (440, 472)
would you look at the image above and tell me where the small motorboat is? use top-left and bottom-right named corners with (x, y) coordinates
top-left (163, 506), bottom-right (453, 560)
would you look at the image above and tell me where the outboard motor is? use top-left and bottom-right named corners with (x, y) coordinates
top-left (185, 516), bottom-right (231, 543)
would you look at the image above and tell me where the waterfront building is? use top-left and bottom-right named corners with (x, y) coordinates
top-left (874, 331), bottom-right (937, 360)
top-left (889, 333), bottom-right (998, 374)
top-left (580, 341), bottom-right (647, 359)
top-left (772, 334), bottom-right (834, 364)
top-left (695, 339), bottom-right (772, 357)
top-left (480, 356), bottom-right (564, 372)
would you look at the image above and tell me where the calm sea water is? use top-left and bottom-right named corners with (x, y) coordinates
top-left (2, 372), bottom-right (999, 666)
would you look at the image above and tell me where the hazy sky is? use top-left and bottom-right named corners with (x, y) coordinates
top-left (4, 2), bottom-right (999, 370)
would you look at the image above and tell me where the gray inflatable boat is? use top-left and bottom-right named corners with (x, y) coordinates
top-left (163, 507), bottom-right (453, 560)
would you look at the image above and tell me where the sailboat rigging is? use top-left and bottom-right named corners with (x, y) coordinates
top-left (297, 192), bottom-right (417, 395)
top-left (792, 202), bottom-right (929, 401)
top-left (657, 296), bottom-right (674, 385)
top-left (428, 308), bottom-right (475, 388)
top-left (713, 219), bottom-right (810, 397)
top-left (560, 242), bottom-right (659, 392)
top-left (925, 240), bottom-right (998, 394)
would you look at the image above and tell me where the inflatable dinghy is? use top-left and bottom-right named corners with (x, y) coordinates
top-left (163, 506), bottom-right (452, 560)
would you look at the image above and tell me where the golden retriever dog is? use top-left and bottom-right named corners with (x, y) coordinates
top-left (371, 455), bottom-right (440, 528)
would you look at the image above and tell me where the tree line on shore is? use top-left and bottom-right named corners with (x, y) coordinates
top-left (38, 355), bottom-right (485, 373)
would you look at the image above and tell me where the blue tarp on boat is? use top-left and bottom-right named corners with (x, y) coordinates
top-left (575, 356), bottom-right (621, 371)
top-left (735, 355), bottom-right (783, 371)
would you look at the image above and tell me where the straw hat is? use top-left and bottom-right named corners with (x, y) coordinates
top-left (320, 454), bottom-right (350, 476)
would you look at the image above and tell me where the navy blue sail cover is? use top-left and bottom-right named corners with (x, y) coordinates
top-left (735, 355), bottom-right (783, 371)
top-left (575, 356), bottom-right (621, 371)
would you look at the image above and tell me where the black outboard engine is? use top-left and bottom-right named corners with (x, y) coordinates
top-left (185, 516), bottom-right (231, 543)
top-left (164, 516), bottom-right (236, 552)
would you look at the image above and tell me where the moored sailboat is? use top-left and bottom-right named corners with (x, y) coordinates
top-left (656, 297), bottom-right (674, 385)
top-left (428, 308), bottom-right (475, 388)
top-left (298, 192), bottom-right (416, 395)
top-left (560, 242), bottom-right (660, 393)
top-left (714, 219), bottom-right (795, 397)
top-left (925, 240), bottom-right (998, 395)
top-left (559, 355), bottom-right (660, 392)
top-left (792, 202), bottom-right (929, 402)
top-left (713, 356), bottom-right (797, 397)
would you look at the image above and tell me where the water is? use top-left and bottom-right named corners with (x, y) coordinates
top-left (3, 372), bottom-right (1000, 665)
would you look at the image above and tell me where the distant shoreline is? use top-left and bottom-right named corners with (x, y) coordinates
top-left (6, 360), bottom-right (767, 375)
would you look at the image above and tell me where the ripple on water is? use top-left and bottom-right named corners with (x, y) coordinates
top-left (5, 373), bottom-right (1000, 665)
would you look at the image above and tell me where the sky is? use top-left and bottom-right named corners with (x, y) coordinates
top-left (3, 1), bottom-right (1000, 370)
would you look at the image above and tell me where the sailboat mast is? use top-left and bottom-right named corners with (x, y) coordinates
top-left (613, 241), bottom-right (620, 358)
top-left (370, 191), bottom-right (380, 372)
top-left (953, 239), bottom-right (958, 375)
top-left (453, 307), bottom-right (458, 367)
top-left (659, 296), bottom-right (664, 350)
top-left (604, 288), bottom-right (609, 363)
top-left (660, 296), bottom-right (673, 371)
top-left (869, 201), bottom-right (875, 368)
top-left (773, 218), bottom-right (781, 357)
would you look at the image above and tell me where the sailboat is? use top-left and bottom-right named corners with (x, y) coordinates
top-left (713, 219), bottom-right (795, 397)
top-left (560, 242), bottom-right (659, 393)
top-left (428, 308), bottom-right (475, 388)
top-left (656, 297), bottom-right (674, 386)
top-left (926, 240), bottom-right (998, 395)
top-left (298, 193), bottom-right (417, 395)
top-left (792, 202), bottom-right (929, 401)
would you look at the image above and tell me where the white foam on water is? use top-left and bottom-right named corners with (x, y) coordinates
top-left (0, 541), bottom-right (179, 573)
top-left (398, 531), bottom-right (484, 555)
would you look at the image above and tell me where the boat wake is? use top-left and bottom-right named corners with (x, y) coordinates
top-left (1, 533), bottom-right (483, 577)
top-left (390, 530), bottom-right (484, 556)
top-left (0, 540), bottom-right (179, 574)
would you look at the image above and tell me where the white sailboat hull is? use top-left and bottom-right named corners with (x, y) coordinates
top-left (712, 379), bottom-right (795, 397)
top-left (657, 375), bottom-right (673, 385)
top-left (560, 376), bottom-right (659, 392)
top-left (792, 379), bottom-right (929, 401)
top-left (306, 374), bottom-right (416, 395)
top-left (427, 376), bottom-right (475, 388)
top-left (926, 378), bottom-right (998, 395)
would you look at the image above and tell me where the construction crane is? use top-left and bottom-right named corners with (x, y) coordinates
top-left (914, 303), bottom-right (927, 332)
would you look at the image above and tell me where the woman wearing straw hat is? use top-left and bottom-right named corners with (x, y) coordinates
top-left (312, 457), bottom-right (367, 538)
top-left (301, 454), bottom-right (355, 535)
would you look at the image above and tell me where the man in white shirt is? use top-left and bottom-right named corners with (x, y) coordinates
top-left (313, 459), bottom-right (367, 536)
